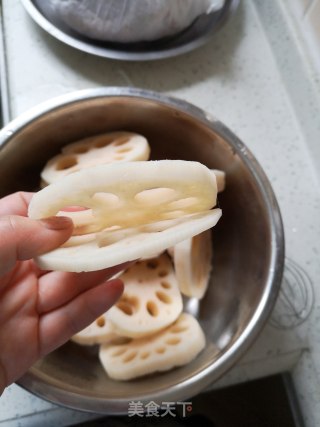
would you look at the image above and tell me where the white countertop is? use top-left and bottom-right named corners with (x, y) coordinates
top-left (1, 0), bottom-right (320, 426)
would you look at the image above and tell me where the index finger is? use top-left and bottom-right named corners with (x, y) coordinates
top-left (37, 262), bottom-right (132, 314)
top-left (0, 192), bottom-right (34, 216)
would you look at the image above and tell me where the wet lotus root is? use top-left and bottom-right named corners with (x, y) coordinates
top-left (41, 131), bottom-right (150, 184)
top-left (99, 313), bottom-right (206, 381)
top-left (28, 160), bottom-right (221, 272)
top-left (106, 253), bottom-right (183, 338)
top-left (173, 229), bottom-right (213, 299)
top-left (211, 169), bottom-right (226, 193)
top-left (71, 313), bottom-right (121, 346)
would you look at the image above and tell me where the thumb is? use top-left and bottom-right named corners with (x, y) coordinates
top-left (0, 215), bottom-right (73, 276)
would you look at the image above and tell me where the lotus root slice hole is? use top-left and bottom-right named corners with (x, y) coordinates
top-left (113, 137), bottom-right (130, 146)
top-left (96, 317), bottom-right (105, 327)
top-left (160, 281), bottom-right (171, 289)
top-left (155, 347), bottom-right (166, 354)
top-left (111, 347), bottom-right (127, 357)
top-left (134, 188), bottom-right (176, 205)
top-left (147, 260), bottom-right (159, 269)
top-left (91, 192), bottom-right (120, 206)
top-left (56, 156), bottom-right (78, 170)
top-left (166, 337), bottom-right (181, 345)
top-left (116, 295), bottom-right (139, 316)
top-left (146, 301), bottom-right (159, 317)
top-left (170, 325), bottom-right (188, 334)
top-left (116, 146), bottom-right (132, 154)
top-left (69, 145), bottom-right (89, 154)
top-left (113, 155), bottom-right (126, 160)
top-left (155, 291), bottom-right (171, 304)
top-left (140, 351), bottom-right (150, 360)
top-left (158, 270), bottom-right (168, 278)
top-left (94, 136), bottom-right (116, 149)
top-left (123, 351), bottom-right (137, 363)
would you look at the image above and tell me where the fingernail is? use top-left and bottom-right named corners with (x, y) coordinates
top-left (40, 216), bottom-right (73, 230)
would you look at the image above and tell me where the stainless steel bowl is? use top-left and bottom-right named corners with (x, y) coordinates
top-left (0, 87), bottom-right (284, 414)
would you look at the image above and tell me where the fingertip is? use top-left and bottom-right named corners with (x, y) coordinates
top-left (105, 278), bottom-right (124, 300)
top-left (38, 277), bottom-right (126, 355)
top-left (39, 216), bottom-right (74, 231)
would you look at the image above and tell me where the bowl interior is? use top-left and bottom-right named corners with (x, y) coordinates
top-left (0, 94), bottom-right (279, 411)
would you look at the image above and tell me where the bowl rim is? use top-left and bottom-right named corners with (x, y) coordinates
top-left (0, 87), bottom-right (285, 414)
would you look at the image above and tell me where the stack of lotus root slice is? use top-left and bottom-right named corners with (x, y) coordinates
top-left (29, 131), bottom-right (226, 381)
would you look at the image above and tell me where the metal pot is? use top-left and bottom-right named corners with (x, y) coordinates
top-left (0, 87), bottom-right (284, 414)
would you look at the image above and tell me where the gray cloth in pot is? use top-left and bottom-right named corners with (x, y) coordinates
top-left (47, 0), bottom-right (222, 43)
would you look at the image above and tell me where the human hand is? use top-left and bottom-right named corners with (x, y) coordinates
top-left (0, 192), bottom-right (125, 395)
